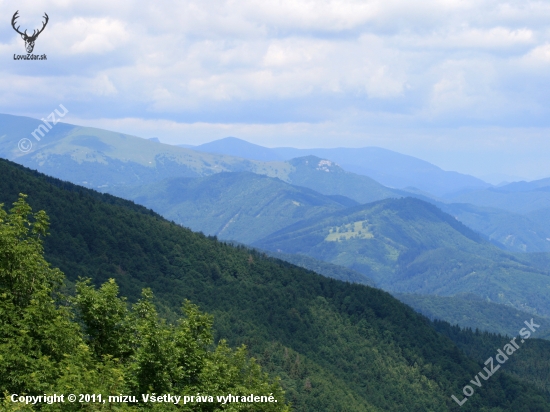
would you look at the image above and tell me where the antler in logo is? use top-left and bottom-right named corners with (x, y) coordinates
top-left (12, 11), bottom-right (49, 54)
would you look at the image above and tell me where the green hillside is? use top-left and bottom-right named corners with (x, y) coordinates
top-left (396, 293), bottom-right (550, 338)
top-left (1, 115), bottom-right (402, 209)
top-left (438, 202), bottom-right (550, 253)
top-left (0, 199), bottom-right (288, 411)
top-left (108, 168), bottom-right (550, 332)
top-left (286, 156), bottom-right (402, 204)
top-left (2, 158), bottom-right (550, 410)
top-left (0, 114), bottom-right (287, 188)
top-left (110, 172), bottom-right (350, 244)
top-left (254, 197), bottom-right (550, 318)
top-left (263, 250), bottom-right (376, 287)
top-left (433, 321), bottom-right (550, 399)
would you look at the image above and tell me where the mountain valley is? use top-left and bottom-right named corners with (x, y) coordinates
top-left (3, 114), bottom-right (550, 394)
top-left (2, 157), bottom-right (550, 411)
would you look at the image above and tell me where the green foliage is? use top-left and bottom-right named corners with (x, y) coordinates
top-left (395, 293), bottom-right (550, 338)
top-left (263, 250), bottom-right (376, 287)
top-left (434, 320), bottom-right (550, 400)
top-left (0, 195), bottom-right (129, 411)
top-left (0, 195), bottom-right (289, 411)
top-left (74, 279), bottom-right (133, 360)
top-left (1, 159), bottom-right (550, 411)
top-left (0, 194), bottom-right (81, 395)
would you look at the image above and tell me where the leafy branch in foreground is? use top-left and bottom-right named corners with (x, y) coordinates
top-left (0, 194), bottom-right (289, 411)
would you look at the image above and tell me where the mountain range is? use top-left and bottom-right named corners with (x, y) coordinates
top-left (190, 136), bottom-right (491, 196)
top-left (2, 157), bottom-right (550, 411)
top-left (253, 197), bottom-right (550, 316)
top-left (445, 182), bottom-right (550, 214)
top-left (111, 171), bottom-right (353, 244)
top-left (191, 138), bottom-right (550, 253)
top-left (0, 114), bottom-right (400, 204)
top-left (4, 113), bottom-right (550, 338)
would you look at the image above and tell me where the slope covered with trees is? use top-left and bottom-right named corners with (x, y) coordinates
top-left (254, 197), bottom-right (550, 317)
top-left (110, 172), bottom-right (351, 244)
top-left (396, 293), bottom-right (550, 338)
top-left (0, 195), bottom-right (287, 411)
top-left (1, 158), bottom-right (550, 411)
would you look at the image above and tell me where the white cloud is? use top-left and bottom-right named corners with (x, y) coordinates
top-left (236, 0), bottom-right (378, 31)
top-left (2, 0), bottom-right (550, 178)
top-left (521, 43), bottom-right (550, 65)
top-left (1, 0), bottom-right (547, 114)
top-left (398, 27), bottom-right (535, 51)
top-left (60, 18), bottom-right (129, 54)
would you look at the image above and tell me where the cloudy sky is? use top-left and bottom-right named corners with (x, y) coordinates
top-left (1, 0), bottom-right (550, 182)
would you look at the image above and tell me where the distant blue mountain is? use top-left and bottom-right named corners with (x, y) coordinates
top-left (496, 177), bottom-right (550, 193)
top-left (192, 136), bottom-right (283, 162)
top-left (446, 179), bottom-right (550, 214)
top-left (275, 147), bottom-right (491, 197)
top-left (190, 137), bottom-right (490, 197)
top-left (6, 114), bottom-right (547, 253)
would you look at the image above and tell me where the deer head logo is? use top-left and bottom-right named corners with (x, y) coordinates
top-left (12, 11), bottom-right (49, 54)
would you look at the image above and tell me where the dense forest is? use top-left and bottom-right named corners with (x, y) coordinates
top-left (396, 293), bottom-right (550, 338)
top-left (0, 195), bottom-right (288, 411)
top-left (1, 158), bottom-right (550, 411)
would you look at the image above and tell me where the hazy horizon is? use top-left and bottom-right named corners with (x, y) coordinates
top-left (0, 111), bottom-right (537, 185)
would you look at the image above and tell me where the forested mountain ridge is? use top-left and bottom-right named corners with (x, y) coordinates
top-left (8, 113), bottom-right (550, 256)
top-left (109, 167), bottom-right (550, 336)
top-left (397, 293), bottom-right (550, 339)
top-left (98, 144), bottom-right (550, 336)
top-left (1, 157), bottom-right (550, 410)
top-left (109, 171), bottom-right (354, 244)
top-left (254, 197), bottom-right (550, 317)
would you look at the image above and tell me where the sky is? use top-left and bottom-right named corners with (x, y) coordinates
top-left (1, 1), bottom-right (550, 183)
